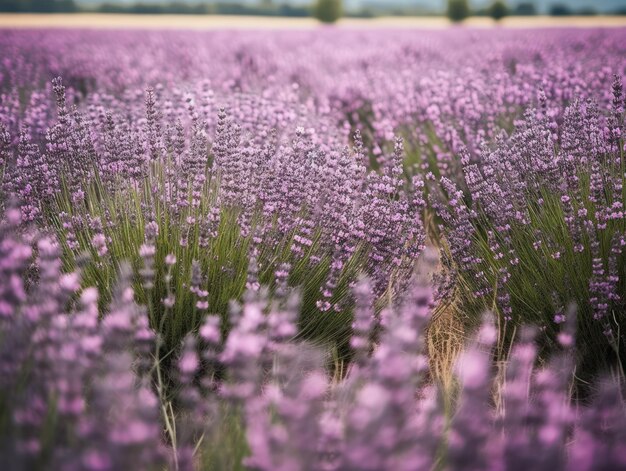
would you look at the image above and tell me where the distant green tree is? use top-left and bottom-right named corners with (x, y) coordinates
top-left (513, 2), bottom-right (537, 15)
top-left (313, 0), bottom-right (342, 24)
top-left (489, 0), bottom-right (508, 20)
top-left (549, 4), bottom-right (572, 15)
top-left (447, 0), bottom-right (470, 22)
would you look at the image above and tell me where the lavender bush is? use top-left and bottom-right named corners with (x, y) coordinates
top-left (1, 218), bottom-right (625, 470)
top-left (430, 79), bottom-right (626, 379)
top-left (0, 27), bottom-right (625, 469)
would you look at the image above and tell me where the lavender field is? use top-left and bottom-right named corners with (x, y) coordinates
top-left (1, 27), bottom-right (626, 470)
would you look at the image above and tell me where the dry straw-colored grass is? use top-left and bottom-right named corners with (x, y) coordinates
top-left (0, 14), bottom-right (625, 30)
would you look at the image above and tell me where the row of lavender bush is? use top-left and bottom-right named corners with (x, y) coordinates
top-left (0, 28), bottom-right (625, 468)
top-left (1, 215), bottom-right (625, 470)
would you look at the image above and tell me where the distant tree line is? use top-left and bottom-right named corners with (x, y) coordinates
top-left (95, 2), bottom-right (310, 17)
top-left (448, 0), bottom-right (625, 22)
top-left (0, 0), bottom-right (624, 21)
top-left (0, 0), bottom-right (78, 12)
top-left (0, 0), bottom-right (310, 15)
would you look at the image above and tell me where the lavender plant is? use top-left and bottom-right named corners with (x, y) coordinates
top-left (0, 209), bottom-right (167, 470)
top-left (430, 80), bottom-right (626, 381)
top-left (0, 75), bottom-right (425, 353)
top-left (0, 205), bottom-right (625, 470)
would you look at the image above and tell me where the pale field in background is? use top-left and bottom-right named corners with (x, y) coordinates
top-left (0, 13), bottom-right (625, 29)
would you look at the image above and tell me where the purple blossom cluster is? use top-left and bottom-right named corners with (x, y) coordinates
top-left (430, 77), bottom-right (626, 371)
top-left (2, 213), bottom-right (625, 470)
top-left (1, 29), bottom-right (624, 162)
top-left (0, 72), bottom-right (424, 325)
top-left (0, 209), bottom-right (167, 470)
